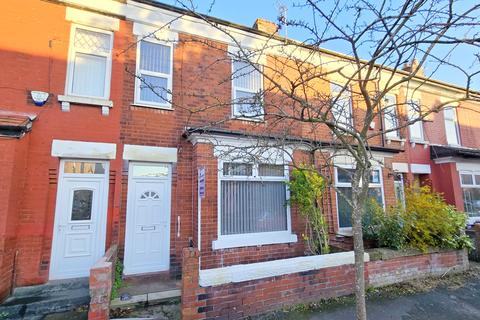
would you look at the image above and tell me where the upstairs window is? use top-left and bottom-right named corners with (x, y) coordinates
top-left (232, 61), bottom-right (264, 119)
top-left (444, 107), bottom-right (460, 146)
top-left (383, 95), bottom-right (400, 138)
top-left (135, 39), bottom-right (173, 108)
top-left (330, 83), bottom-right (353, 129)
top-left (66, 25), bottom-right (113, 99)
top-left (407, 100), bottom-right (424, 141)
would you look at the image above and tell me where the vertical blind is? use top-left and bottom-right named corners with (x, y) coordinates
top-left (71, 28), bottom-right (111, 98)
top-left (138, 40), bottom-right (171, 104)
top-left (221, 180), bottom-right (287, 235)
top-left (232, 61), bottom-right (263, 117)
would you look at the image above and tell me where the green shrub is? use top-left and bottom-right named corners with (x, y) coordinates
top-left (111, 260), bottom-right (123, 300)
top-left (288, 166), bottom-right (330, 255)
top-left (403, 186), bottom-right (471, 252)
top-left (362, 200), bottom-right (405, 249)
top-left (362, 186), bottom-right (472, 252)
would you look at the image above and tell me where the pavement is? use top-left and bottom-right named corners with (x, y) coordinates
top-left (282, 279), bottom-right (480, 320)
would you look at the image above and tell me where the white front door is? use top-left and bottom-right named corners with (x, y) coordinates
top-left (124, 163), bottom-right (172, 275)
top-left (50, 160), bottom-right (109, 280)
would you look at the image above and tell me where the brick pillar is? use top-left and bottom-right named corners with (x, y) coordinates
top-left (88, 262), bottom-right (113, 320)
top-left (181, 247), bottom-right (207, 320)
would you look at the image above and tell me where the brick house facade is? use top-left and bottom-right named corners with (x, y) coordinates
top-left (0, 0), bottom-right (478, 303)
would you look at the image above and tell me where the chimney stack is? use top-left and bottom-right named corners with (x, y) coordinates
top-left (403, 59), bottom-right (425, 77)
top-left (253, 18), bottom-right (279, 35)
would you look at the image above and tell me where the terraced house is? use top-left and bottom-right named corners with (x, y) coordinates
top-left (0, 0), bottom-right (478, 319)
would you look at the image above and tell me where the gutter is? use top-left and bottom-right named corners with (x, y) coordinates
top-left (183, 127), bottom-right (402, 154)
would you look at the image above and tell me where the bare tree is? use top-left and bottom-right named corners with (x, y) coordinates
top-left (127, 1), bottom-right (480, 319)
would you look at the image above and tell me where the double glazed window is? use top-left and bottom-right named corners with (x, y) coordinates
top-left (232, 61), bottom-right (264, 119)
top-left (67, 26), bottom-right (113, 99)
top-left (219, 162), bottom-right (288, 236)
top-left (135, 39), bottom-right (173, 108)
top-left (408, 100), bottom-right (424, 141)
top-left (460, 172), bottom-right (480, 222)
top-left (444, 107), bottom-right (460, 146)
top-left (330, 83), bottom-right (353, 129)
top-left (383, 95), bottom-right (400, 138)
top-left (335, 167), bottom-right (384, 229)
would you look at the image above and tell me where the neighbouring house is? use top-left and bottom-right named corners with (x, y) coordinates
top-left (0, 0), bottom-right (478, 317)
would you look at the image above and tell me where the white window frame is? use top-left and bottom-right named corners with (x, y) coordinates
top-left (383, 94), bottom-right (400, 139)
top-left (231, 61), bottom-right (265, 121)
top-left (407, 100), bottom-right (425, 142)
top-left (65, 24), bottom-right (114, 100)
top-left (334, 165), bottom-right (385, 233)
top-left (330, 83), bottom-right (353, 129)
top-left (213, 160), bottom-right (297, 250)
top-left (460, 171), bottom-right (480, 224)
top-left (444, 107), bottom-right (461, 146)
top-left (134, 37), bottom-right (174, 109)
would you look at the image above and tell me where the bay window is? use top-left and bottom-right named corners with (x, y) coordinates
top-left (335, 166), bottom-right (384, 230)
top-left (460, 172), bottom-right (480, 224)
top-left (66, 25), bottom-right (113, 99)
top-left (214, 161), bottom-right (296, 249)
top-left (232, 61), bottom-right (264, 119)
top-left (135, 39), bottom-right (173, 108)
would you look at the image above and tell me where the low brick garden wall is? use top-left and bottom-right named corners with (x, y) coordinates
top-left (181, 247), bottom-right (468, 320)
top-left (88, 244), bottom-right (118, 320)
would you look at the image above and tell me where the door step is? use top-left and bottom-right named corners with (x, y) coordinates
top-left (111, 289), bottom-right (180, 309)
top-left (0, 278), bottom-right (90, 319)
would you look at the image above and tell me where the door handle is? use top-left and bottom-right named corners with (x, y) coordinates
top-left (141, 226), bottom-right (155, 231)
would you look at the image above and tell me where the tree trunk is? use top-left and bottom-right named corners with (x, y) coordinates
top-left (352, 200), bottom-right (367, 320)
top-left (351, 167), bottom-right (370, 320)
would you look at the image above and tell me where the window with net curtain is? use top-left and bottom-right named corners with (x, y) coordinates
top-left (68, 27), bottom-right (112, 99)
top-left (335, 167), bottom-right (384, 229)
top-left (135, 39), bottom-right (172, 107)
top-left (232, 61), bottom-right (264, 119)
top-left (220, 162), bottom-right (288, 235)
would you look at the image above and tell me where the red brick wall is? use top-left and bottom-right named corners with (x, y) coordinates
top-left (181, 248), bottom-right (468, 320)
top-left (0, 0), bottom-right (124, 288)
top-left (0, 137), bottom-right (30, 301)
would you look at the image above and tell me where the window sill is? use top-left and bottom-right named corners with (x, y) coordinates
top-left (231, 115), bottom-right (265, 123)
top-left (58, 95), bottom-right (113, 115)
top-left (131, 102), bottom-right (173, 111)
top-left (336, 229), bottom-right (353, 237)
top-left (212, 232), bottom-right (298, 250)
top-left (386, 136), bottom-right (405, 142)
top-left (409, 139), bottom-right (429, 145)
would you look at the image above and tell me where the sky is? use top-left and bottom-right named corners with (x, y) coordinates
top-left (159, 0), bottom-right (479, 90)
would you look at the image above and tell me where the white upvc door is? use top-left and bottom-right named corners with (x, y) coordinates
top-left (124, 162), bottom-right (172, 275)
top-left (50, 160), bottom-right (109, 280)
